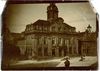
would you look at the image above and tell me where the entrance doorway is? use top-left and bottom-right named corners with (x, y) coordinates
top-left (52, 49), bottom-right (55, 56)
top-left (64, 47), bottom-right (67, 56)
top-left (59, 47), bottom-right (62, 56)
top-left (38, 47), bottom-right (42, 56)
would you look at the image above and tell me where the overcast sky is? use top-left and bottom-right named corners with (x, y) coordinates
top-left (6, 3), bottom-right (96, 33)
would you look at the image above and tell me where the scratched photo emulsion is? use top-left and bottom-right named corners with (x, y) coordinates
top-left (1, 1), bottom-right (98, 70)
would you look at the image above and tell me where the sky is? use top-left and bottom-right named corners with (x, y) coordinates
top-left (5, 2), bottom-right (96, 33)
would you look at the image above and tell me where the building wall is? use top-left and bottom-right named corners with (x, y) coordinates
top-left (81, 41), bottom-right (97, 56)
top-left (16, 3), bottom-right (97, 59)
top-left (17, 33), bottom-right (79, 59)
top-left (17, 25), bottom-right (97, 59)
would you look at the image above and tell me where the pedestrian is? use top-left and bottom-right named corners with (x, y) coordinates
top-left (64, 58), bottom-right (70, 67)
top-left (79, 54), bottom-right (85, 61)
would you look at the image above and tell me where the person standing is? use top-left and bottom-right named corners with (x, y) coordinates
top-left (64, 58), bottom-right (70, 67)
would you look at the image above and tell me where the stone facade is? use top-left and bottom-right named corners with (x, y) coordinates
top-left (17, 3), bottom-right (97, 59)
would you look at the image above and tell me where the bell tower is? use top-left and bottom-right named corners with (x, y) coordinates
top-left (47, 3), bottom-right (58, 22)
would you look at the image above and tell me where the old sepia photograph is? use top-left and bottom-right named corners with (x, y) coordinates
top-left (1, 0), bottom-right (98, 70)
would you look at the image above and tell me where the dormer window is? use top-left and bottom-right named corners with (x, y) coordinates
top-left (36, 25), bottom-right (39, 30)
top-left (44, 27), bottom-right (47, 31)
top-left (30, 26), bottom-right (33, 30)
top-left (64, 27), bottom-right (66, 31)
top-left (52, 26), bottom-right (55, 31)
top-left (58, 27), bottom-right (61, 31)
top-left (34, 26), bottom-right (36, 30)
top-left (38, 26), bottom-right (42, 30)
top-left (26, 27), bottom-right (28, 31)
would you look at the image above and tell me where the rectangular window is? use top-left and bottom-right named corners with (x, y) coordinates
top-left (36, 25), bottom-right (39, 30)
top-left (52, 38), bottom-right (55, 45)
top-left (38, 47), bottom-right (42, 56)
top-left (34, 26), bottom-right (36, 30)
top-left (44, 27), bottom-right (47, 31)
top-left (44, 47), bottom-right (48, 56)
top-left (63, 39), bottom-right (65, 45)
top-left (69, 47), bottom-right (72, 54)
top-left (52, 48), bottom-right (55, 56)
top-left (58, 27), bottom-right (61, 31)
top-left (39, 26), bottom-right (42, 30)
top-left (52, 26), bottom-right (55, 31)
top-left (58, 38), bottom-right (61, 44)
top-left (37, 38), bottom-right (39, 44)
top-left (44, 37), bottom-right (46, 44)
top-left (59, 38), bottom-right (63, 46)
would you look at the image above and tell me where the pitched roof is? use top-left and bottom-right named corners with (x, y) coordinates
top-left (63, 23), bottom-right (75, 29)
top-left (82, 32), bottom-right (97, 41)
top-left (33, 19), bottom-right (50, 26)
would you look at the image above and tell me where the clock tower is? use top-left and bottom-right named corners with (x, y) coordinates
top-left (47, 3), bottom-right (58, 22)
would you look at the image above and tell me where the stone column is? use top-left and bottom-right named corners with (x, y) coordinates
top-left (67, 40), bottom-right (69, 56)
top-left (61, 49), bottom-right (64, 57)
top-left (72, 46), bottom-right (74, 55)
top-left (70, 37), bottom-right (74, 55)
top-left (47, 37), bottom-right (52, 56)
top-left (49, 48), bottom-right (52, 56)
top-left (35, 38), bottom-right (38, 57)
top-left (75, 39), bottom-right (79, 54)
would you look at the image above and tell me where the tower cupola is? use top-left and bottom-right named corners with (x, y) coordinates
top-left (47, 3), bottom-right (58, 22)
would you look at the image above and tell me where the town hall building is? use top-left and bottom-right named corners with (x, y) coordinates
top-left (17, 3), bottom-right (97, 59)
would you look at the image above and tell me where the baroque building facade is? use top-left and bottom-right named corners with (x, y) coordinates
top-left (17, 3), bottom-right (97, 59)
